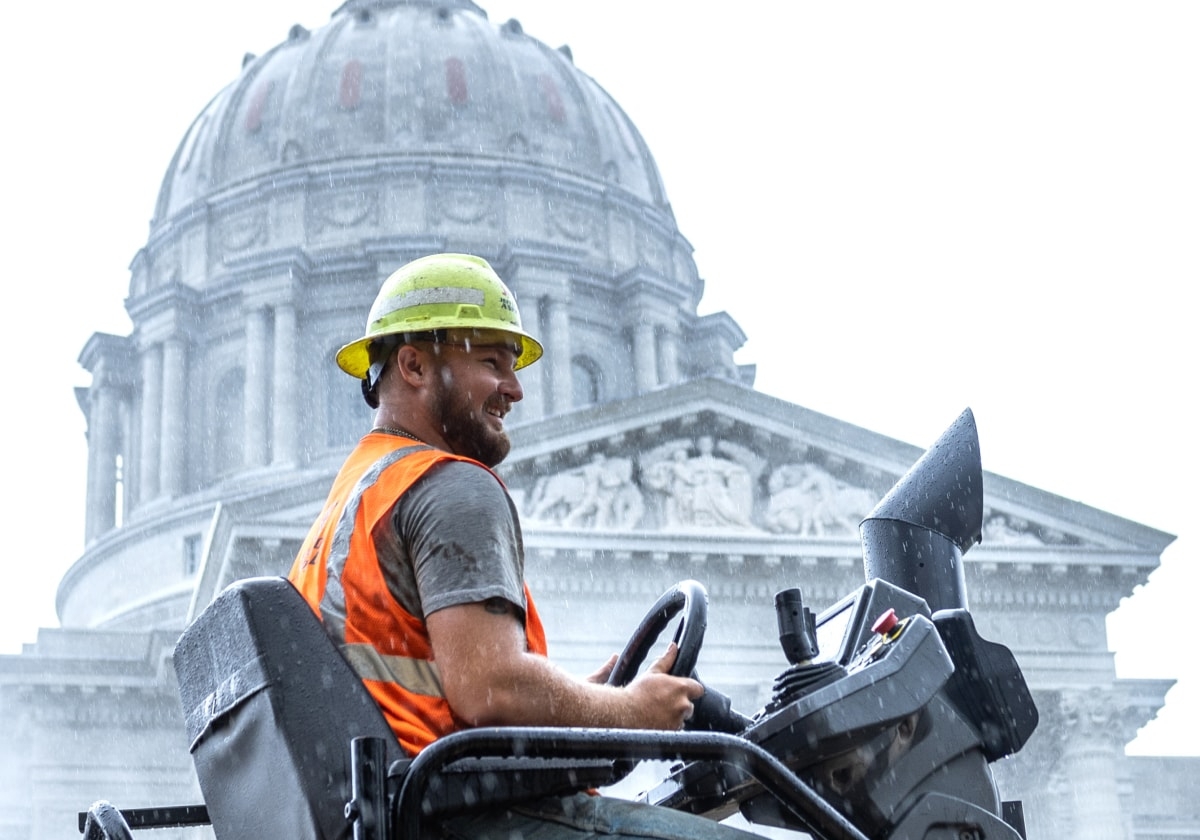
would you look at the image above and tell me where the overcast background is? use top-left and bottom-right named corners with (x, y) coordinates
top-left (2, 2), bottom-right (1195, 756)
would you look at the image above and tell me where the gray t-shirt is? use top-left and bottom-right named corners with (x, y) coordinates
top-left (373, 458), bottom-right (527, 620)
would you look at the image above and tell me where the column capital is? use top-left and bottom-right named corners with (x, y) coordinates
top-left (497, 259), bottom-right (572, 299)
top-left (1058, 687), bottom-right (1129, 749)
top-left (616, 265), bottom-right (689, 310)
top-left (242, 272), bottom-right (302, 311)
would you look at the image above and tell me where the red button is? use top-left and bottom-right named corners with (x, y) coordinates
top-left (872, 608), bottom-right (899, 635)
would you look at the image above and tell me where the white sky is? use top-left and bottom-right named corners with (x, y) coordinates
top-left (1, 2), bottom-right (1195, 756)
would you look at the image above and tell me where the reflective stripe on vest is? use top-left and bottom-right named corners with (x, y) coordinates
top-left (341, 642), bottom-right (444, 697)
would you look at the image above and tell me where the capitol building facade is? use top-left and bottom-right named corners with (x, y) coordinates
top-left (1, 2), bottom-right (1196, 838)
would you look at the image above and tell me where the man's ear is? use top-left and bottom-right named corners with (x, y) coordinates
top-left (392, 344), bottom-right (427, 387)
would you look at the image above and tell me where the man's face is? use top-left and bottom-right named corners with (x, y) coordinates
top-left (426, 338), bottom-right (523, 468)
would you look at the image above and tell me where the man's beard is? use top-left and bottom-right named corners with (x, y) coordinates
top-left (430, 372), bottom-right (511, 468)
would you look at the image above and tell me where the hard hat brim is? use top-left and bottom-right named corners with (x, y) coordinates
top-left (336, 328), bottom-right (543, 379)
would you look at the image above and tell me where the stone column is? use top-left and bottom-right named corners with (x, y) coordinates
top-left (633, 322), bottom-right (657, 393)
top-left (516, 295), bottom-right (546, 421)
top-left (244, 307), bottom-right (271, 467)
top-left (545, 294), bottom-right (572, 414)
top-left (137, 344), bottom-right (163, 503)
top-left (657, 325), bottom-right (680, 386)
top-left (272, 301), bottom-right (299, 465)
top-left (160, 337), bottom-right (189, 497)
top-left (84, 377), bottom-right (121, 542)
top-left (1059, 688), bottom-right (1128, 840)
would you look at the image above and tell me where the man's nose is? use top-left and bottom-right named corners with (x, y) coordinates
top-left (501, 369), bottom-right (523, 402)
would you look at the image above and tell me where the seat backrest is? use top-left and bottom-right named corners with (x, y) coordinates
top-left (174, 576), bottom-right (403, 840)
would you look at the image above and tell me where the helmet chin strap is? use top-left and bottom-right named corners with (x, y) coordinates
top-left (361, 376), bottom-right (381, 409)
top-left (361, 336), bottom-right (401, 408)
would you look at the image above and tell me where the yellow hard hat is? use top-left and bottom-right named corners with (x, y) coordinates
top-left (336, 253), bottom-right (544, 379)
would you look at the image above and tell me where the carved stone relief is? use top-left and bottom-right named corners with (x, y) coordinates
top-left (429, 184), bottom-right (500, 228)
top-left (637, 234), bottom-right (669, 275)
top-left (1067, 614), bottom-right (1106, 650)
top-left (310, 189), bottom-right (379, 233)
top-left (526, 453), bottom-right (645, 530)
top-left (218, 207), bottom-right (267, 253)
top-left (983, 513), bottom-right (1048, 546)
top-left (642, 436), bottom-right (756, 530)
top-left (548, 199), bottom-right (593, 243)
top-left (981, 511), bottom-right (1086, 547)
top-left (524, 436), bottom-right (763, 532)
top-left (764, 462), bottom-right (877, 537)
top-left (1059, 687), bottom-right (1126, 748)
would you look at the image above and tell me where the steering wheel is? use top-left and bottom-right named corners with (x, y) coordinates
top-left (607, 580), bottom-right (707, 687)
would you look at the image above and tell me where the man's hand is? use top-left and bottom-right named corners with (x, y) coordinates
top-left (622, 642), bottom-right (704, 731)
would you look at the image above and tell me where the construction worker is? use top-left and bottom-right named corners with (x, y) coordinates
top-left (288, 253), bottom-right (758, 838)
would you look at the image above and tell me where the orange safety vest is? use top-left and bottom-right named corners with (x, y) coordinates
top-left (288, 432), bottom-right (548, 756)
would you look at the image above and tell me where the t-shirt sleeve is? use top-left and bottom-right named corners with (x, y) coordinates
top-left (394, 459), bottom-right (526, 618)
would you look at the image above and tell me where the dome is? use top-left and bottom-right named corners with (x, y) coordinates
top-left (154, 0), bottom-right (670, 224)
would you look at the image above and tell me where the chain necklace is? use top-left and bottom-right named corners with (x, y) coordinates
top-left (372, 425), bottom-right (428, 445)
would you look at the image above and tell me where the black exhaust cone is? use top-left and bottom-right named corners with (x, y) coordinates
top-left (860, 408), bottom-right (984, 612)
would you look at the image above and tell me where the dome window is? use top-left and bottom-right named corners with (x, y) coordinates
top-left (539, 74), bottom-right (566, 123)
top-left (445, 57), bottom-right (469, 105)
top-left (244, 80), bottom-right (275, 134)
top-left (339, 60), bottom-right (363, 110)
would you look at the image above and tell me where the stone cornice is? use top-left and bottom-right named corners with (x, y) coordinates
top-left (0, 628), bottom-right (178, 688)
top-left (126, 284), bottom-right (202, 345)
top-left (496, 241), bottom-right (589, 291)
top-left (216, 247), bottom-right (314, 292)
top-left (1113, 678), bottom-right (1177, 746)
top-left (77, 333), bottom-right (134, 378)
top-left (690, 311), bottom-right (748, 350)
top-left (360, 236), bottom-right (451, 271)
top-left (615, 265), bottom-right (691, 311)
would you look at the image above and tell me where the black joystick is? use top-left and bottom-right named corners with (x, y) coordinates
top-left (776, 588), bottom-right (819, 664)
top-left (767, 588), bottom-right (846, 713)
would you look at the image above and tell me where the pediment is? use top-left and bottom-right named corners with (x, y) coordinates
top-left (502, 378), bottom-right (1173, 559)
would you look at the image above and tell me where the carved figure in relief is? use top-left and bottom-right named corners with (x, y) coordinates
top-left (643, 437), bottom-right (754, 529)
top-left (526, 453), bottom-right (644, 529)
top-left (764, 462), bottom-right (877, 537)
top-left (982, 513), bottom-right (1045, 546)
